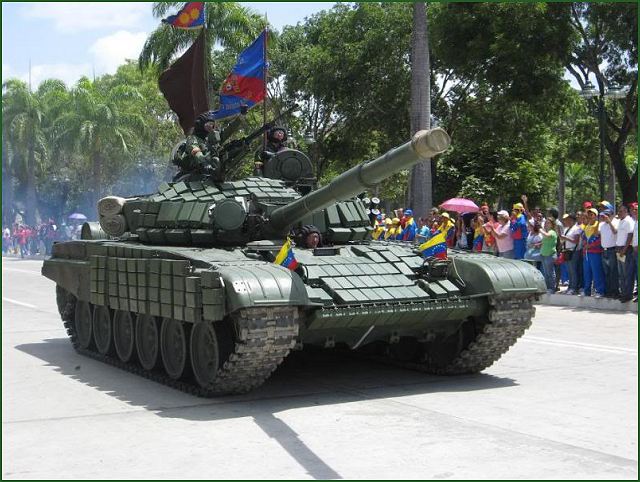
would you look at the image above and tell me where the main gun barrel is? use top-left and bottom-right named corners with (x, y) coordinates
top-left (269, 127), bottom-right (451, 231)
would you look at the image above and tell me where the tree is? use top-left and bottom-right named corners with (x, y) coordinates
top-left (566, 2), bottom-right (638, 203)
top-left (2, 79), bottom-right (66, 225)
top-left (54, 78), bottom-right (146, 216)
top-left (408, 2), bottom-right (432, 217)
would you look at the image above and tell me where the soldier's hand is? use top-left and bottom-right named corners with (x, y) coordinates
top-left (191, 147), bottom-right (201, 155)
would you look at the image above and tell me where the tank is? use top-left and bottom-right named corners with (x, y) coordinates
top-left (42, 127), bottom-right (546, 396)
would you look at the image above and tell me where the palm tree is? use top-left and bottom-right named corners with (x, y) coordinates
top-left (55, 78), bottom-right (146, 217)
top-left (408, 2), bottom-right (432, 217)
top-left (2, 79), bottom-right (61, 225)
top-left (139, 2), bottom-right (265, 76)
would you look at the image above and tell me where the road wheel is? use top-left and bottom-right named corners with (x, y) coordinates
top-left (93, 305), bottom-right (113, 355)
top-left (74, 300), bottom-right (93, 349)
top-left (113, 310), bottom-right (135, 362)
top-left (136, 314), bottom-right (159, 370)
top-left (190, 322), bottom-right (222, 389)
top-left (160, 318), bottom-right (189, 380)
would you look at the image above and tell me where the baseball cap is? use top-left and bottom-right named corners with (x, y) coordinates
top-left (497, 210), bottom-right (509, 217)
top-left (582, 201), bottom-right (593, 209)
top-left (512, 202), bottom-right (524, 211)
top-left (588, 208), bottom-right (599, 215)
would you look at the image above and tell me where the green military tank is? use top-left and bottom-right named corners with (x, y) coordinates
top-left (43, 127), bottom-right (545, 396)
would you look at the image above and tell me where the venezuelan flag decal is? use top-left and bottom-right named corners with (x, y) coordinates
top-left (419, 230), bottom-right (448, 259)
top-left (162, 2), bottom-right (205, 30)
top-left (274, 238), bottom-right (299, 271)
top-left (211, 30), bottom-right (267, 120)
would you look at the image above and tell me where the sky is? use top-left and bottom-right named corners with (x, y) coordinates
top-left (1, 2), bottom-right (334, 88)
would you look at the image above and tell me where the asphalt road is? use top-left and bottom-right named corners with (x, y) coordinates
top-left (2, 258), bottom-right (638, 479)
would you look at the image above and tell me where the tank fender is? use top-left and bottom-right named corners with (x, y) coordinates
top-left (448, 255), bottom-right (546, 297)
top-left (216, 264), bottom-right (312, 312)
top-left (42, 258), bottom-right (91, 300)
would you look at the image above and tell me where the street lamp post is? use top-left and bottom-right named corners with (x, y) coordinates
top-left (579, 80), bottom-right (628, 203)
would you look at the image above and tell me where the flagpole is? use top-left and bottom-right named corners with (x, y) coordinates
top-left (263, 21), bottom-right (269, 151)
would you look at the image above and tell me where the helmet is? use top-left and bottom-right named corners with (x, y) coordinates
top-left (268, 127), bottom-right (287, 143)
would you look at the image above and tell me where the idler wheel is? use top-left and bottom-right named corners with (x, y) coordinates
top-left (136, 314), bottom-right (160, 370)
top-left (113, 310), bottom-right (136, 363)
top-left (92, 305), bottom-right (113, 355)
top-left (160, 318), bottom-right (189, 380)
top-left (74, 300), bottom-right (93, 349)
top-left (190, 322), bottom-right (221, 389)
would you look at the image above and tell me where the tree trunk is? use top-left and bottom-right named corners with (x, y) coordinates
top-left (558, 159), bottom-right (565, 215)
top-left (25, 143), bottom-right (38, 226)
top-left (408, 2), bottom-right (432, 219)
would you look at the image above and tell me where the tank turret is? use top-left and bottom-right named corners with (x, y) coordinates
top-left (268, 128), bottom-right (450, 233)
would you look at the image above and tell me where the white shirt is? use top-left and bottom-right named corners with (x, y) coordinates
top-left (564, 224), bottom-right (582, 249)
top-left (633, 219), bottom-right (638, 247)
top-left (599, 218), bottom-right (619, 248)
top-left (615, 215), bottom-right (634, 247)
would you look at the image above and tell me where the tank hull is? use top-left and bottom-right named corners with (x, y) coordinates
top-left (43, 238), bottom-right (545, 395)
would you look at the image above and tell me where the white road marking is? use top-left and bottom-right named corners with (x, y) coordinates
top-left (523, 336), bottom-right (637, 355)
top-left (3, 267), bottom-right (41, 275)
top-left (2, 297), bottom-right (38, 309)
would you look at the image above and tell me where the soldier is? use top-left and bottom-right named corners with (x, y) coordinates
top-left (173, 109), bottom-right (246, 182)
top-left (254, 126), bottom-right (288, 174)
top-left (295, 224), bottom-right (322, 249)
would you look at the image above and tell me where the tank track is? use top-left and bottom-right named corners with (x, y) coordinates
top-left (431, 295), bottom-right (535, 374)
top-left (56, 286), bottom-right (298, 397)
top-left (369, 295), bottom-right (536, 375)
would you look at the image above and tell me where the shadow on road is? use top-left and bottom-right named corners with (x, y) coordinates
top-left (16, 337), bottom-right (517, 480)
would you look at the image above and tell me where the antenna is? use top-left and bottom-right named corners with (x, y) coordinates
top-left (28, 59), bottom-right (32, 91)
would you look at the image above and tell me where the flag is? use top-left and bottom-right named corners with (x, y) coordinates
top-left (158, 31), bottom-right (209, 135)
top-left (419, 230), bottom-right (448, 259)
top-left (274, 237), bottom-right (299, 270)
top-left (210, 30), bottom-right (267, 120)
top-left (472, 226), bottom-right (484, 252)
top-left (162, 2), bottom-right (205, 29)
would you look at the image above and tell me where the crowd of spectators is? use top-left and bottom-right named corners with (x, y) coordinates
top-left (2, 220), bottom-right (82, 258)
top-left (371, 196), bottom-right (638, 303)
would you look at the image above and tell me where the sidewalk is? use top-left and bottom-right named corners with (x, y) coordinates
top-left (538, 292), bottom-right (638, 313)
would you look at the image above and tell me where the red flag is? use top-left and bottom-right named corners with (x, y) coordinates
top-left (158, 31), bottom-right (209, 135)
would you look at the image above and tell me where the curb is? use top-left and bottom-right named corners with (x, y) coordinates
top-left (537, 293), bottom-right (638, 313)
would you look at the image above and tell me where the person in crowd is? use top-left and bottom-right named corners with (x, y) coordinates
top-left (539, 218), bottom-right (558, 294)
top-left (598, 208), bottom-right (619, 298)
top-left (454, 215), bottom-right (468, 249)
top-left (582, 201), bottom-right (593, 211)
top-left (437, 212), bottom-right (456, 247)
top-left (482, 211), bottom-right (499, 254)
top-left (615, 204), bottom-right (635, 302)
top-left (401, 209), bottom-right (417, 241)
top-left (385, 218), bottom-right (403, 240)
top-left (472, 213), bottom-right (485, 252)
top-left (581, 208), bottom-right (605, 298)
top-left (479, 203), bottom-right (489, 217)
top-left (546, 208), bottom-right (564, 291)
top-left (372, 214), bottom-right (385, 240)
top-left (628, 203), bottom-right (638, 303)
top-left (510, 202), bottom-right (528, 259)
top-left (416, 217), bottom-right (432, 244)
top-left (2, 226), bottom-right (10, 255)
top-left (559, 214), bottom-right (582, 295)
top-left (525, 221), bottom-right (543, 270)
top-left (488, 210), bottom-right (514, 258)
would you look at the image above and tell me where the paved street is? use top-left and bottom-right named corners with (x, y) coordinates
top-left (2, 258), bottom-right (637, 480)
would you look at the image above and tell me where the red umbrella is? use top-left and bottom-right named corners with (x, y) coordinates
top-left (439, 198), bottom-right (479, 214)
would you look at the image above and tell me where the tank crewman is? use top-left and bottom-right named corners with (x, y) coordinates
top-left (254, 126), bottom-right (288, 174)
top-left (401, 209), bottom-right (417, 241)
top-left (295, 224), bottom-right (322, 249)
top-left (174, 109), bottom-right (247, 182)
top-left (510, 202), bottom-right (528, 259)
